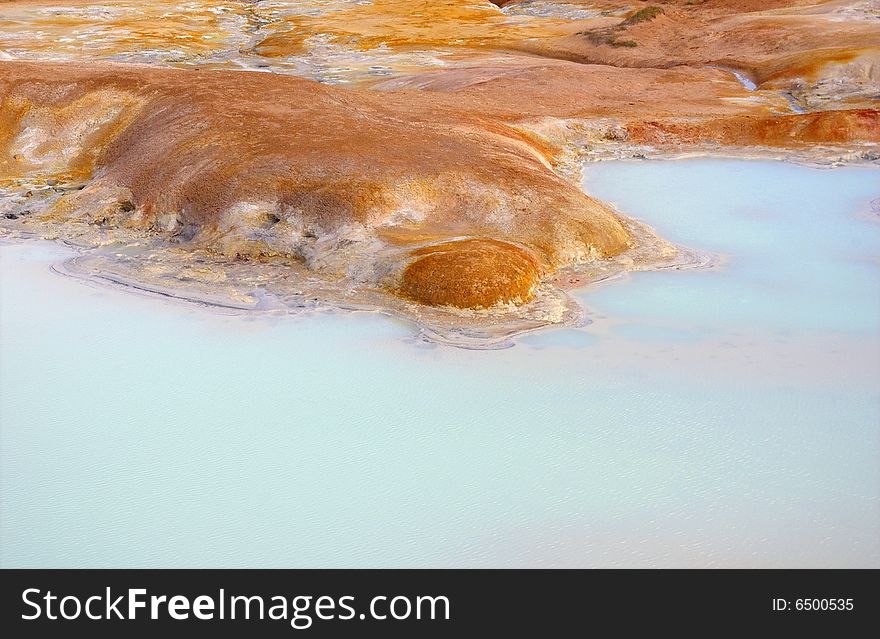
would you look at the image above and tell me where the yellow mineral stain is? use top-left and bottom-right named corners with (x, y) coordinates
top-left (0, 87), bottom-right (142, 181)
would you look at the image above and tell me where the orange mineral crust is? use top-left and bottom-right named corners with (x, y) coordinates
top-left (0, 61), bottom-right (630, 310)
top-left (0, 0), bottom-right (878, 323)
top-left (625, 108), bottom-right (880, 147)
top-left (400, 238), bottom-right (542, 309)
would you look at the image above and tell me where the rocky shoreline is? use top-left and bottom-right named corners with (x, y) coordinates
top-left (0, 0), bottom-right (877, 344)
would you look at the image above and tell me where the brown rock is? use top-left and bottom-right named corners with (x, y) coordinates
top-left (400, 238), bottom-right (541, 309)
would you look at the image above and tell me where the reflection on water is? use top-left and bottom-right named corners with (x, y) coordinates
top-left (1, 160), bottom-right (878, 567)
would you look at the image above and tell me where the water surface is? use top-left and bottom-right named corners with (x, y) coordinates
top-left (1, 159), bottom-right (878, 567)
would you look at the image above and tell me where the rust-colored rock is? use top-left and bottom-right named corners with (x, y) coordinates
top-left (0, 60), bottom-right (630, 308)
top-left (400, 238), bottom-right (541, 309)
top-left (0, 0), bottom-right (877, 317)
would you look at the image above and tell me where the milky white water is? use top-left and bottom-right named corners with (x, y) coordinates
top-left (1, 159), bottom-right (878, 567)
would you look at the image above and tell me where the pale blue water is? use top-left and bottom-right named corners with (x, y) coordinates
top-left (1, 160), bottom-right (878, 567)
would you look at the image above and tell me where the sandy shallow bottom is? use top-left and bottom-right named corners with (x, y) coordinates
top-left (1, 159), bottom-right (878, 568)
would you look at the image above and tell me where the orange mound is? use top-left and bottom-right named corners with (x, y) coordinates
top-left (0, 0), bottom-right (877, 315)
top-left (0, 60), bottom-right (631, 309)
top-left (400, 238), bottom-right (541, 309)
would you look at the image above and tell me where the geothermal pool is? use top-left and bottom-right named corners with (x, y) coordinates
top-left (1, 159), bottom-right (878, 568)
